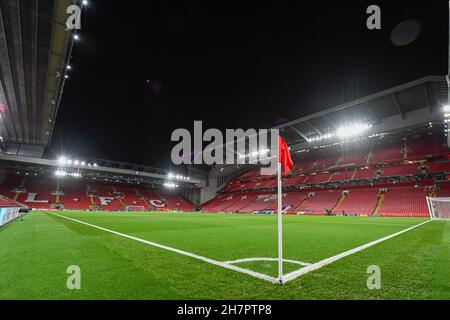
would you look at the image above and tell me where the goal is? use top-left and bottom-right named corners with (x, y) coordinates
top-left (125, 206), bottom-right (145, 212)
top-left (426, 197), bottom-right (450, 220)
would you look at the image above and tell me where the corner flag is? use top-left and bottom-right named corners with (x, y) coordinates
top-left (277, 135), bottom-right (294, 284)
top-left (278, 136), bottom-right (294, 176)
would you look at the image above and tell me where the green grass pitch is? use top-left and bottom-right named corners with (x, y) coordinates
top-left (0, 211), bottom-right (449, 300)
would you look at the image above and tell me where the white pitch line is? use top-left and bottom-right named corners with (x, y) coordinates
top-left (45, 212), bottom-right (279, 284)
top-left (225, 257), bottom-right (310, 267)
top-left (282, 219), bottom-right (433, 283)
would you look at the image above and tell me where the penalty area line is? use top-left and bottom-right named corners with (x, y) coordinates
top-left (44, 212), bottom-right (279, 284)
top-left (282, 219), bottom-right (433, 283)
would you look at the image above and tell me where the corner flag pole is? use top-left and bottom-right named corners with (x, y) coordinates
top-left (277, 140), bottom-right (284, 284)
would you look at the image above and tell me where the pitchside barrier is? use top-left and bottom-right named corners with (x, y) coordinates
top-left (0, 207), bottom-right (26, 228)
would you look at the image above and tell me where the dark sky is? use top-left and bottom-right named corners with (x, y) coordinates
top-left (47, 0), bottom-right (448, 169)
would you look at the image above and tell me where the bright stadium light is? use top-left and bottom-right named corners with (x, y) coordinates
top-left (58, 156), bottom-right (67, 165)
top-left (74, 160), bottom-right (80, 166)
top-left (74, 34), bottom-right (80, 41)
top-left (164, 182), bottom-right (178, 189)
top-left (443, 105), bottom-right (450, 113)
top-left (81, 161), bottom-right (86, 166)
top-left (55, 170), bottom-right (68, 177)
top-left (82, 0), bottom-right (89, 5)
top-left (336, 123), bottom-right (371, 139)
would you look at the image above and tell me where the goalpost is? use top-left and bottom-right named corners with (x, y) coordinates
top-left (426, 197), bottom-right (450, 220)
top-left (125, 206), bottom-right (145, 212)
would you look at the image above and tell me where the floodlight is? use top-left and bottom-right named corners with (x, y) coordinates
top-left (74, 34), bottom-right (80, 40)
top-left (336, 123), bottom-right (371, 139)
top-left (164, 182), bottom-right (178, 189)
top-left (443, 105), bottom-right (450, 113)
top-left (82, 0), bottom-right (88, 5)
top-left (58, 156), bottom-right (67, 165)
top-left (55, 170), bottom-right (68, 177)
top-left (74, 160), bottom-right (80, 165)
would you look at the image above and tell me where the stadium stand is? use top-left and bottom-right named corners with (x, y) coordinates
top-left (296, 190), bottom-right (342, 215)
top-left (334, 189), bottom-right (380, 215)
top-left (0, 176), bottom-right (195, 212)
top-left (204, 129), bottom-right (450, 217)
top-left (377, 187), bottom-right (430, 217)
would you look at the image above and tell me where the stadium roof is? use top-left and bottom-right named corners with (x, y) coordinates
top-left (0, 153), bottom-right (204, 187)
top-left (277, 76), bottom-right (448, 146)
top-left (0, 0), bottom-right (74, 156)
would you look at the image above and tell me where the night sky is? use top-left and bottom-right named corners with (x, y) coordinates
top-left (47, 0), bottom-right (448, 169)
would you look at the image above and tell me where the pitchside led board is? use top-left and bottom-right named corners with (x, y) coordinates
top-left (0, 207), bottom-right (24, 228)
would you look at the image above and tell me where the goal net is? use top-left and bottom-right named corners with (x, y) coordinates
top-left (125, 206), bottom-right (145, 212)
top-left (426, 197), bottom-right (450, 220)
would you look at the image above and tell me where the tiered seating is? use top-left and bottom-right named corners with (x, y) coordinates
top-left (115, 186), bottom-right (148, 210)
top-left (0, 196), bottom-right (22, 208)
top-left (297, 191), bottom-right (341, 215)
top-left (338, 145), bottom-right (369, 166)
top-left (0, 175), bottom-right (195, 212)
top-left (267, 192), bottom-right (307, 210)
top-left (371, 139), bottom-right (404, 163)
top-left (354, 167), bottom-right (377, 180)
top-left (225, 194), bottom-right (259, 212)
top-left (427, 161), bottom-right (450, 173)
top-left (90, 183), bottom-right (123, 210)
top-left (378, 164), bottom-right (420, 177)
top-left (239, 194), bottom-right (276, 212)
top-left (437, 181), bottom-right (450, 197)
top-left (306, 172), bottom-right (333, 184)
top-left (14, 178), bottom-right (56, 210)
top-left (378, 188), bottom-right (429, 217)
top-left (408, 133), bottom-right (448, 158)
top-left (330, 170), bottom-right (354, 182)
top-left (203, 131), bottom-right (450, 217)
top-left (160, 192), bottom-right (195, 211)
top-left (283, 175), bottom-right (307, 186)
top-left (335, 190), bottom-right (379, 215)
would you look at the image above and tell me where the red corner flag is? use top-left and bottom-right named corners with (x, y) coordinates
top-left (278, 136), bottom-right (294, 176)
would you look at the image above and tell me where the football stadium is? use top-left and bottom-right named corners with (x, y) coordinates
top-left (0, 1), bottom-right (449, 303)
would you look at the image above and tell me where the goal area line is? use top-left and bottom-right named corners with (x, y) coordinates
top-left (44, 211), bottom-right (432, 285)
